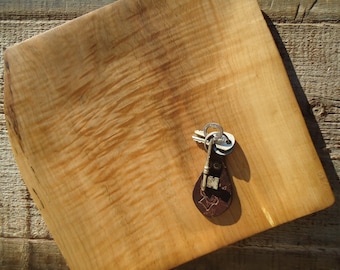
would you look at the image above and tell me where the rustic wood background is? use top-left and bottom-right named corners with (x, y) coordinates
top-left (0, 0), bottom-right (339, 269)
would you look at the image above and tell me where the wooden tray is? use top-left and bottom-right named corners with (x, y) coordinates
top-left (4, 0), bottom-right (334, 269)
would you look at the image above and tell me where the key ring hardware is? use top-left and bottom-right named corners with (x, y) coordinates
top-left (203, 122), bottom-right (223, 139)
top-left (203, 131), bottom-right (224, 151)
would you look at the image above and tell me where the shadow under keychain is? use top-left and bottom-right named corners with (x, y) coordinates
top-left (192, 123), bottom-right (235, 217)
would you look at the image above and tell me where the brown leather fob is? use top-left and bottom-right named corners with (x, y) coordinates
top-left (192, 152), bottom-right (233, 217)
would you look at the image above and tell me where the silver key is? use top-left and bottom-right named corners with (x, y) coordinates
top-left (201, 138), bottom-right (214, 191)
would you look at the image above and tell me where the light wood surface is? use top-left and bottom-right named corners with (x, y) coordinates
top-left (1, 0), bottom-right (338, 270)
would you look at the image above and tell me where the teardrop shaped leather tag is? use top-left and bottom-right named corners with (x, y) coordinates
top-left (192, 153), bottom-right (233, 217)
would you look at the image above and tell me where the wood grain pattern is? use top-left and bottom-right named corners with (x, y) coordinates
top-left (258, 0), bottom-right (340, 22)
top-left (0, 238), bottom-right (68, 270)
top-left (2, 237), bottom-right (340, 270)
top-left (0, 0), bottom-right (339, 22)
top-left (0, 0), bottom-right (336, 270)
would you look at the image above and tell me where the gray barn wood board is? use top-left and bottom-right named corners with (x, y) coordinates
top-left (0, 0), bottom-right (339, 269)
top-left (0, 0), bottom-right (339, 22)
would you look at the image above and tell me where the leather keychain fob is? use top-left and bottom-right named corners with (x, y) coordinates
top-left (192, 151), bottom-right (233, 217)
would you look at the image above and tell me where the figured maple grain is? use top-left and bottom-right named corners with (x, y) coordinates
top-left (3, 0), bottom-right (335, 269)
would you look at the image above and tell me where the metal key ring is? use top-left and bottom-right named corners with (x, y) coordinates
top-left (203, 123), bottom-right (223, 139)
top-left (203, 131), bottom-right (221, 151)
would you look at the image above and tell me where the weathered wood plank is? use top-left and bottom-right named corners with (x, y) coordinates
top-left (0, 0), bottom-right (339, 22)
top-left (272, 23), bottom-right (340, 170)
top-left (0, 0), bottom-right (113, 19)
top-left (0, 238), bottom-right (68, 270)
top-left (1, 237), bottom-right (339, 270)
top-left (0, 14), bottom-right (339, 270)
top-left (175, 245), bottom-right (340, 270)
top-left (258, 0), bottom-right (340, 22)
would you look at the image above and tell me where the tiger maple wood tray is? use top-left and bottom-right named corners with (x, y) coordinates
top-left (4, 0), bottom-right (334, 269)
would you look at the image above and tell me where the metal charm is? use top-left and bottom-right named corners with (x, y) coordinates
top-left (192, 123), bottom-right (235, 217)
